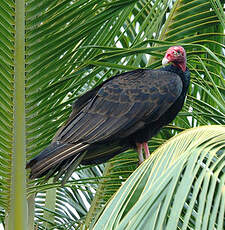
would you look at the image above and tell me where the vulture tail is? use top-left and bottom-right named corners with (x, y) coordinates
top-left (26, 141), bottom-right (89, 179)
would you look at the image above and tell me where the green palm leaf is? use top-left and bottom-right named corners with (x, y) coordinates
top-left (92, 125), bottom-right (225, 230)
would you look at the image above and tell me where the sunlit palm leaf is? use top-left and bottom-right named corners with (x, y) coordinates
top-left (92, 125), bottom-right (225, 230)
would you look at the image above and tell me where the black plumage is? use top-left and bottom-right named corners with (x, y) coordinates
top-left (27, 46), bottom-right (190, 182)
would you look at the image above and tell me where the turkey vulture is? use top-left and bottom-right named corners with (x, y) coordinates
top-left (27, 46), bottom-right (190, 182)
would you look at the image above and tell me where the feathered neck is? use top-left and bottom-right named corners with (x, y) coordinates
top-left (162, 65), bottom-right (190, 93)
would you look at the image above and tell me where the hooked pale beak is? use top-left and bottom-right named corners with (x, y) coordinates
top-left (162, 57), bottom-right (169, 67)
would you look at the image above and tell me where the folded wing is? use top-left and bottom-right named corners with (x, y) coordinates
top-left (27, 69), bottom-right (183, 180)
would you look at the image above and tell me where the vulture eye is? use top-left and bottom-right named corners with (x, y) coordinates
top-left (174, 50), bottom-right (182, 56)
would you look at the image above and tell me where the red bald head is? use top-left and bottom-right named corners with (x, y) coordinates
top-left (162, 46), bottom-right (187, 72)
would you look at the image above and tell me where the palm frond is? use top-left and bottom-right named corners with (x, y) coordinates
top-left (0, 1), bottom-right (14, 213)
top-left (92, 125), bottom-right (225, 230)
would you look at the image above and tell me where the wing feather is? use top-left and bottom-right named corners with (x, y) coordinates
top-left (54, 69), bottom-right (183, 145)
